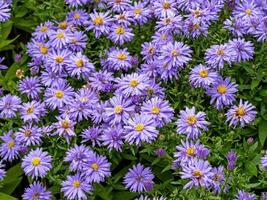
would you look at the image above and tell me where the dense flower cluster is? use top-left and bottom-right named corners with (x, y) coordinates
top-left (0, 0), bottom-right (265, 199)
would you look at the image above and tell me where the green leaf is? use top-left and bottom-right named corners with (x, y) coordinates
top-left (0, 36), bottom-right (19, 50)
top-left (112, 191), bottom-right (137, 200)
top-left (0, 193), bottom-right (17, 200)
top-left (245, 162), bottom-right (258, 176)
top-left (0, 20), bottom-right (14, 40)
top-left (260, 90), bottom-right (267, 97)
top-left (14, 18), bottom-right (37, 33)
top-left (251, 80), bottom-right (260, 90)
top-left (15, 7), bottom-right (28, 18)
top-left (259, 120), bottom-right (267, 145)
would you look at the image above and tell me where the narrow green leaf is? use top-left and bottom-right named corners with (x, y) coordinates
top-left (259, 120), bottom-right (267, 145)
top-left (251, 80), bottom-right (260, 90)
top-left (0, 192), bottom-right (17, 200)
top-left (245, 162), bottom-right (257, 176)
top-left (0, 36), bottom-right (19, 50)
top-left (0, 20), bottom-right (14, 40)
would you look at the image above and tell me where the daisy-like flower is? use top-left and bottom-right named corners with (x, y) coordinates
top-left (153, 0), bottom-right (177, 18)
top-left (205, 44), bottom-right (236, 69)
top-left (113, 11), bottom-right (133, 27)
top-left (108, 24), bottom-right (134, 45)
top-left (67, 9), bottom-right (89, 26)
top-left (130, 2), bottom-right (151, 25)
top-left (156, 15), bottom-right (183, 34)
top-left (22, 181), bottom-right (51, 200)
top-left (233, 0), bottom-right (262, 21)
top-left (211, 166), bottom-right (225, 194)
top-left (20, 101), bottom-right (46, 123)
top-left (0, 94), bottom-right (21, 119)
top-left (0, 132), bottom-right (20, 161)
top-left (189, 64), bottom-right (219, 88)
top-left (44, 82), bottom-right (74, 110)
top-left (48, 28), bottom-right (73, 49)
top-left (107, 0), bottom-right (131, 13)
top-left (87, 11), bottom-right (113, 38)
top-left (40, 69), bottom-right (67, 87)
top-left (0, 2), bottom-right (11, 22)
top-left (158, 41), bottom-right (192, 69)
top-left (124, 163), bottom-right (154, 192)
top-left (90, 102), bottom-right (107, 124)
top-left (54, 116), bottom-right (76, 143)
top-left (64, 145), bottom-right (93, 172)
top-left (104, 95), bottom-right (135, 125)
top-left (183, 19), bottom-right (209, 38)
top-left (65, 0), bottom-right (89, 7)
top-left (223, 17), bottom-right (247, 37)
top-left (152, 31), bottom-right (174, 46)
top-left (101, 126), bottom-right (125, 152)
top-left (15, 124), bottom-right (42, 146)
top-left (176, 107), bottom-right (209, 139)
top-left (45, 49), bottom-right (71, 73)
top-left (227, 38), bottom-right (254, 63)
top-left (82, 153), bottom-right (111, 183)
top-left (0, 162), bottom-right (6, 180)
top-left (107, 47), bottom-right (132, 71)
top-left (88, 70), bottom-right (114, 92)
top-left (206, 76), bottom-right (238, 110)
top-left (234, 190), bottom-right (256, 200)
top-left (115, 73), bottom-right (149, 97)
top-left (81, 127), bottom-right (102, 147)
top-left (226, 150), bottom-right (237, 170)
top-left (124, 114), bottom-right (159, 146)
top-left (18, 76), bottom-right (42, 99)
top-left (226, 100), bottom-right (257, 127)
top-left (61, 173), bottom-right (93, 200)
top-left (141, 97), bottom-right (174, 127)
top-left (68, 30), bottom-right (88, 52)
top-left (180, 159), bottom-right (214, 189)
top-left (261, 151), bottom-right (267, 170)
top-left (32, 21), bottom-right (53, 41)
top-left (141, 42), bottom-right (159, 62)
top-left (22, 148), bottom-right (52, 178)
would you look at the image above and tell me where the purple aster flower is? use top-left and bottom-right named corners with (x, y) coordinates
top-left (68, 30), bottom-right (88, 52)
top-left (113, 12), bottom-right (133, 26)
top-left (65, 0), bottom-right (89, 7)
top-left (226, 100), bottom-right (257, 127)
top-left (32, 21), bottom-right (54, 41)
top-left (205, 44), bottom-right (236, 69)
top-left (66, 52), bottom-right (95, 79)
top-left (144, 81), bottom-right (165, 99)
top-left (15, 124), bottom-right (42, 146)
top-left (253, 18), bottom-right (267, 42)
top-left (48, 28), bottom-right (73, 49)
top-left (106, 47), bottom-right (132, 71)
top-left (141, 42), bottom-right (159, 62)
top-left (124, 114), bottom-right (159, 146)
top-left (261, 151), bottom-right (267, 170)
top-left (22, 181), bottom-right (51, 200)
top-left (176, 107), bottom-right (209, 139)
top-left (82, 153), bottom-right (111, 183)
top-left (152, 31), bottom-right (174, 46)
top-left (158, 41), bottom-right (192, 69)
top-left (211, 166), bottom-right (225, 194)
top-left (153, 0), bottom-right (177, 18)
top-left (155, 15), bottom-right (183, 34)
top-left (115, 73), bottom-right (149, 98)
top-left (223, 17), bottom-right (247, 37)
top-left (40, 69), bottom-right (67, 87)
top-left (233, 0), bottom-right (262, 21)
top-left (87, 11), bottom-right (113, 38)
top-left (206, 77), bottom-right (238, 110)
top-left (45, 49), bottom-right (71, 73)
top-left (108, 24), bottom-right (134, 45)
top-left (263, 192), bottom-right (267, 200)
top-left (107, 0), bottom-right (131, 13)
top-left (138, 62), bottom-right (159, 79)
top-left (101, 126), bottom-right (125, 152)
top-left (61, 173), bottom-right (92, 200)
top-left (0, 2), bottom-right (11, 22)
top-left (183, 20), bottom-right (209, 38)
top-left (54, 116), bottom-right (76, 143)
top-left (90, 101), bottom-right (107, 124)
top-left (104, 95), bottom-right (135, 125)
top-left (180, 158), bottom-right (214, 189)
top-left (22, 148), bottom-right (52, 178)
top-left (18, 76), bottom-right (42, 100)
top-left (227, 38), bottom-right (254, 63)
top-left (0, 94), bottom-right (21, 118)
top-left (0, 132), bottom-right (20, 161)
top-left (20, 101), bottom-right (46, 123)
top-left (44, 82), bottom-right (74, 110)
top-left (189, 64), bottom-right (219, 88)
top-left (88, 70), bottom-right (114, 92)
top-left (64, 145), bottom-right (93, 172)
top-left (0, 57), bottom-right (8, 69)
top-left (124, 163), bottom-right (154, 192)
top-left (234, 190), bottom-right (256, 200)
top-left (141, 97), bottom-right (174, 127)
top-left (130, 2), bottom-right (151, 25)
top-left (226, 150), bottom-right (237, 170)
top-left (0, 161), bottom-right (6, 180)
top-left (67, 9), bottom-right (89, 26)
top-left (81, 127), bottom-right (102, 147)
top-left (27, 39), bottom-right (50, 60)
top-left (155, 148), bottom-right (166, 157)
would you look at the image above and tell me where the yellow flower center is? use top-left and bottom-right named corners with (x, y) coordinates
top-left (80, 97), bottom-right (89, 102)
top-left (24, 129), bottom-right (32, 137)
top-left (193, 170), bottom-right (203, 178)
top-left (72, 180), bottom-right (81, 188)
top-left (115, 26), bottom-right (125, 35)
top-left (193, 23), bottom-right (200, 29)
top-left (16, 69), bottom-right (24, 79)
top-left (55, 56), bottom-right (64, 63)
top-left (199, 70), bottom-right (209, 78)
top-left (26, 106), bottom-right (34, 114)
top-left (216, 49), bottom-right (224, 55)
top-left (161, 34), bottom-right (166, 39)
top-left (151, 106), bottom-right (160, 114)
top-left (186, 147), bottom-right (195, 156)
top-left (217, 85), bottom-right (227, 94)
top-left (59, 21), bottom-right (68, 29)
top-left (165, 18), bottom-right (171, 24)
top-left (32, 157), bottom-right (41, 166)
top-left (93, 17), bottom-right (104, 25)
top-left (76, 59), bottom-right (84, 68)
top-left (40, 26), bottom-right (48, 32)
top-left (147, 87), bottom-right (154, 95)
top-left (117, 53), bottom-right (127, 60)
top-left (61, 120), bottom-right (70, 129)
top-left (236, 107), bottom-right (246, 117)
top-left (40, 46), bottom-right (48, 54)
top-left (56, 32), bottom-right (65, 39)
top-left (134, 8), bottom-right (142, 14)
top-left (114, 105), bottom-right (123, 114)
top-left (129, 79), bottom-right (139, 87)
top-left (91, 163), bottom-right (99, 170)
top-left (162, 2), bottom-right (170, 9)
top-left (171, 49), bottom-right (179, 56)
top-left (135, 123), bottom-right (145, 131)
top-left (74, 13), bottom-right (80, 20)
top-left (55, 90), bottom-right (64, 99)
top-left (8, 141), bottom-right (15, 149)
top-left (194, 10), bottom-right (202, 18)
top-left (33, 193), bottom-right (40, 199)
top-left (186, 115), bottom-right (197, 125)
top-left (245, 8), bottom-right (252, 15)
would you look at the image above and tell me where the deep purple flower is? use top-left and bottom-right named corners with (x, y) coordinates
top-left (155, 148), bottom-right (166, 157)
top-left (211, 166), bottom-right (225, 194)
top-left (22, 148), bottom-right (52, 178)
top-left (227, 38), bottom-right (254, 62)
top-left (176, 107), bottom-right (209, 139)
top-left (206, 77), bottom-right (238, 110)
top-left (124, 163), bottom-right (154, 192)
top-left (0, 132), bottom-right (20, 161)
top-left (101, 126), bottom-right (125, 152)
top-left (81, 127), bottom-right (102, 147)
top-left (234, 190), bottom-right (256, 200)
top-left (224, 17), bottom-right (247, 37)
top-left (0, 94), bottom-right (21, 119)
top-left (61, 173), bottom-right (93, 200)
top-left (40, 69), bottom-right (67, 87)
top-left (88, 70), bottom-right (114, 92)
top-left (19, 77), bottom-right (42, 100)
top-left (22, 181), bottom-right (51, 200)
top-left (16, 124), bottom-right (42, 147)
top-left (226, 150), bottom-right (237, 170)
top-left (261, 151), bottom-right (267, 170)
